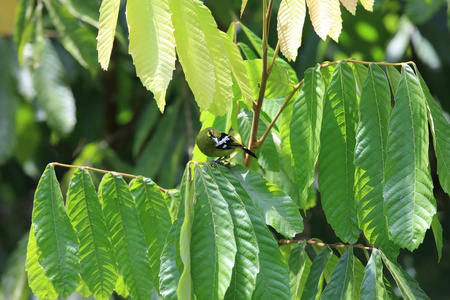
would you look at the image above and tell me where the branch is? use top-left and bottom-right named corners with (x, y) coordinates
top-left (51, 162), bottom-right (168, 192)
top-left (279, 239), bottom-right (378, 251)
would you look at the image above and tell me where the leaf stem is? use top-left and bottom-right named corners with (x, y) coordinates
top-left (279, 239), bottom-right (378, 251)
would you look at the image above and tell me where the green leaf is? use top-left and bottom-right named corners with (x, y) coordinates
top-left (228, 165), bottom-right (303, 237)
top-left (190, 165), bottom-right (237, 300)
top-left (318, 61), bottom-right (360, 243)
top-left (352, 63), bottom-right (368, 91)
top-left (14, 0), bottom-right (35, 65)
top-left (238, 110), bottom-right (280, 172)
top-left (277, 0), bottom-right (306, 61)
top-left (130, 177), bottom-right (172, 286)
top-left (32, 39), bottom-right (76, 136)
top-left (288, 241), bottom-right (308, 300)
top-left (31, 164), bottom-right (80, 297)
top-left (127, 0), bottom-right (176, 111)
top-left (301, 247), bottom-right (333, 300)
top-left (384, 65), bottom-right (436, 251)
top-left (219, 31), bottom-right (253, 107)
top-left (206, 165), bottom-right (259, 300)
top-left (431, 214), bottom-right (443, 262)
top-left (290, 64), bottom-right (325, 209)
top-left (280, 98), bottom-right (295, 180)
top-left (415, 69), bottom-right (450, 196)
top-left (245, 59), bottom-right (292, 99)
top-left (0, 40), bottom-right (18, 164)
top-left (97, 0), bottom-right (121, 70)
top-left (66, 168), bottom-right (117, 300)
top-left (321, 247), bottom-right (354, 299)
top-left (0, 234), bottom-right (28, 300)
top-left (42, 0), bottom-right (98, 74)
top-left (354, 63), bottom-right (398, 257)
top-left (219, 165), bottom-right (290, 300)
top-left (26, 228), bottom-right (59, 300)
top-left (99, 173), bottom-right (153, 300)
top-left (360, 249), bottom-right (388, 300)
top-left (386, 65), bottom-right (401, 96)
top-left (380, 251), bottom-right (430, 300)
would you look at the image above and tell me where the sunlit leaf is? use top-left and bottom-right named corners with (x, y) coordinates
top-left (277, 0), bottom-right (306, 61)
top-left (97, 0), bottom-right (120, 70)
top-left (360, 0), bottom-right (374, 11)
top-left (340, 0), bottom-right (357, 15)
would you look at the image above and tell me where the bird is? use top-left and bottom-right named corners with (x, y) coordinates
top-left (196, 127), bottom-right (257, 160)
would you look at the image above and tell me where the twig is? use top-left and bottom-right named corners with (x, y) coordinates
top-left (279, 239), bottom-right (378, 251)
top-left (51, 162), bottom-right (168, 192)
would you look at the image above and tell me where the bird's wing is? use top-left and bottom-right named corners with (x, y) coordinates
top-left (213, 132), bottom-right (243, 150)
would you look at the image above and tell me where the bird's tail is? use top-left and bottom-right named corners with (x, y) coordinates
top-left (243, 147), bottom-right (257, 158)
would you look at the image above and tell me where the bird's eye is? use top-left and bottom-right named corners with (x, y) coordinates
top-left (208, 130), bottom-right (213, 137)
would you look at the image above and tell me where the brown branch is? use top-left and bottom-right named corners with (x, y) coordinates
top-left (51, 162), bottom-right (168, 192)
top-left (279, 239), bottom-right (378, 251)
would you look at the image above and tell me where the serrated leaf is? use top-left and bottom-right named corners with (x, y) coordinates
top-left (190, 164), bottom-right (237, 300)
top-left (354, 63), bottom-right (398, 257)
top-left (99, 173), bottom-right (153, 300)
top-left (207, 165), bottom-right (259, 300)
top-left (327, 0), bottom-right (342, 42)
top-left (415, 69), bottom-right (450, 196)
top-left (245, 59), bottom-right (292, 100)
top-left (220, 31), bottom-right (253, 107)
top-left (219, 165), bottom-right (290, 300)
top-left (33, 39), bottom-right (76, 136)
top-left (288, 241), bottom-right (308, 300)
top-left (97, 0), bottom-right (121, 70)
top-left (42, 0), bottom-right (98, 74)
top-left (301, 246), bottom-right (332, 300)
top-left (431, 214), bottom-right (443, 262)
top-left (360, 0), bottom-right (374, 11)
top-left (352, 63), bottom-right (368, 91)
top-left (130, 177), bottom-right (172, 287)
top-left (26, 228), bottom-right (59, 300)
top-left (380, 251), bottom-right (430, 300)
top-left (277, 0), bottom-right (306, 61)
top-left (360, 249), bottom-right (388, 299)
top-left (384, 65), bottom-right (436, 251)
top-left (66, 168), bottom-right (117, 300)
top-left (340, 0), bottom-right (357, 14)
top-left (31, 164), bottom-right (80, 297)
top-left (321, 247), bottom-right (354, 299)
top-left (386, 65), bottom-right (401, 95)
top-left (318, 61), bottom-right (359, 243)
top-left (306, 0), bottom-right (333, 41)
top-left (290, 65), bottom-right (325, 209)
top-left (228, 165), bottom-right (303, 237)
top-left (127, 0), bottom-right (176, 112)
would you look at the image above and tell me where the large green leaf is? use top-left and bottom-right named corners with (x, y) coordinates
top-left (42, 0), bottom-right (98, 74)
top-left (384, 65), bottom-right (436, 251)
top-left (32, 39), bottom-right (76, 136)
top-left (245, 59), bottom-right (292, 100)
top-left (228, 165), bottom-right (303, 237)
top-left (321, 247), bottom-right (354, 299)
top-left (31, 164), bottom-right (80, 297)
top-left (130, 177), bottom-right (172, 287)
top-left (206, 165), bottom-right (259, 299)
top-left (301, 246), bottom-right (333, 300)
top-left (66, 168), bottom-right (117, 300)
top-left (127, 0), bottom-right (176, 111)
top-left (415, 69), bottom-right (450, 196)
top-left (288, 241), bottom-right (308, 300)
top-left (380, 251), bottom-right (430, 300)
top-left (97, 0), bottom-right (121, 70)
top-left (219, 165), bottom-right (290, 300)
top-left (318, 61), bottom-right (360, 243)
top-left (277, 0), bottom-right (306, 61)
top-left (290, 64), bottom-right (324, 209)
top-left (354, 63), bottom-right (398, 257)
top-left (190, 164), bottom-right (237, 300)
top-left (0, 40), bottom-right (18, 165)
top-left (360, 249), bottom-right (388, 299)
top-left (99, 173), bottom-right (153, 300)
top-left (26, 228), bottom-right (59, 300)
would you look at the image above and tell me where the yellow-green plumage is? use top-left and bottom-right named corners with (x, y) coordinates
top-left (196, 127), bottom-right (256, 159)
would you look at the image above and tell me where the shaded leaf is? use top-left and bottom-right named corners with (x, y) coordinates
top-left (321, 247), bottom-right (354, 299)
top-left (431, 214), bottom-right (443, 262)
top-left (301, 246), bottom-right (333, 300)
top-left (288, 241), bottom-right (308, 299)
top-left (360, 249), bottom-right (388, 299)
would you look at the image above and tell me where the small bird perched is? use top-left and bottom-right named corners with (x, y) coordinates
top-left (196, 127), bottom-right (257, 160)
